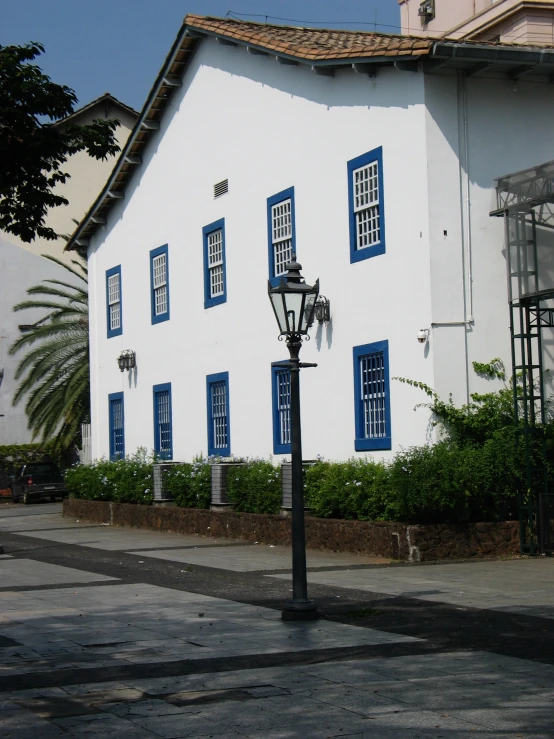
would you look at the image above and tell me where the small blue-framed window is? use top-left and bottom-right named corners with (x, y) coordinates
top-left (347, 147), bottom-right (385, 263)
top-left (153, 383), bottom-right (173, 459)
top-left (150, 245), bottom-right (170, 324)
top-left (203, 219), bottom-right (227, 309)
top-left (271, 362), bottom-right (291, 454)
top-left (267, 187), bottom-right (296, 287)
top-left (206, 372), bottom-right (230, 457)
top-left (108, 392), bottom-right (125, 460)
top-left (106, 265), bottom-right (122, 338)
top-left (353, 340), bottom-right (391, 451)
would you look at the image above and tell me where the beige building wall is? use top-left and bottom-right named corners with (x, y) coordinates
top-left (399, 0), bottom-right (554, 43)
top-left (2, 95), bottom-right (137, 264)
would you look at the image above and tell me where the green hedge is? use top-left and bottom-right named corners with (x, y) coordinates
top-left (64, 450), bottom-right (154, 505)
top-left (306, 430), bottom-right (523, 525)
top-left (305, 458), bottom-right (396, 521)
top-left (65, 438), bottom-right (524, 524)
top-left (161, 459), bottom-right (211, 509)
top-left (227, 459), bottom-right (281, 514)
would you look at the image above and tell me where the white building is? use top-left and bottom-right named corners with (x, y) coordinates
top-left (0, 95), bottom-right (137, 445)
top-left (67, 15), bottom-right (554, 463)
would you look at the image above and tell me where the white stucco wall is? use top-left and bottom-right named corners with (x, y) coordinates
top-left (0, 237), bottom-right (73, 444)
top-left (88, 39), bottom-right (554, 464)
top-left (425, 73), bottom-right (554, 408)
top-left (89, 38), bottom-right (435, 463)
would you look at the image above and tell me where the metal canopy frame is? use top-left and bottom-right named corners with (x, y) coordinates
top-left (492, 162), bottom-right (554, 554)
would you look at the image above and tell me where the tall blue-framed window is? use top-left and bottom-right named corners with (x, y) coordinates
top-left (271, 362), bottom-right (291, 454)
top-left (150, 245), bottom-right (170, 324)
top-left (108, 392), bottom-right (125, 460)
top-left (153, 383), bottom-right (173, 459)
top-left (203, 219), bottom-right (227, 309)
top-left (106, 265), bottom-right (122, 338)
top-left (347, 147), bottom-right (385, 263)
top-left (353, 340), bottom-right (391, 451)
top-left (267, 187), bottom-right (296, 287)
top-left (206, 372), bottom-right (230, 457)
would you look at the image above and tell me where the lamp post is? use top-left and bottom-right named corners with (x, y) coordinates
top-left (268, 256), bottom-right (319, 621)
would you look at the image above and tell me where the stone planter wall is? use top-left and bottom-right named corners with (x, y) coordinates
top-left (63, 498), bottom-right (520, 561)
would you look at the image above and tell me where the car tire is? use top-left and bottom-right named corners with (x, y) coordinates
top-left (22, 491), bottom-right (30, 505)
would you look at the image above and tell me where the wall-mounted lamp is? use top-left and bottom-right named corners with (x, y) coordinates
top-left (417, 328), bottom-right (430, 344)
top-left (313, 296), bottom-right (331, 325)
top-left (117, 350), bottom-right (136, 372)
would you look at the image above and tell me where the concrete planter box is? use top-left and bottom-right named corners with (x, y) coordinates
top-left (280, 460), bottom-right (316, 513)
top-left (211, 462), bottom-right (246, 511)
top-left (152, 462), bottom-right (181, 505)
top-left (63, 498), bottom-right (520, 562)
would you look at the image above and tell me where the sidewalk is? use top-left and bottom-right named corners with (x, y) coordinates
top-left (0, 502), bottom-right (553, 738)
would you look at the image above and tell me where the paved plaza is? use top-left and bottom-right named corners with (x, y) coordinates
top-left (0, 503), bottom-right (553, 738)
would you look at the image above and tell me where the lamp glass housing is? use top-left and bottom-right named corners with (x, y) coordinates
top-left (268, 258), bottom-right (319, 336)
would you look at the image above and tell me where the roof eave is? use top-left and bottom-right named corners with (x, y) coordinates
top-left (66, 18), bottom-right (554, 253)
top-left (432, 41), bottom-right (554, 65)
top-left (66, 21), bottom-right (198, 251)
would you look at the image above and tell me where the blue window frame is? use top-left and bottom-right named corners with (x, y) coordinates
top-left (267, 187), bottom-right (296, 287)
top-left (150, 245), bottom-right (170, 324)
top-left (153, 383), bottom-right (173, 459)
top-left (353, 340), bottom-right (391, 451)
top-left (347, 147), bottom-right (385, 263)
top-left (271, 362), bottom-right (292, 454)
top-left (203, 219), bottom-right (227, 309)
top-left (108, 392), bottom-right (125, 460)
top-left (206, 372), bottom-right (230, 456)
top-left (106, 265), bottom-right (122, 338)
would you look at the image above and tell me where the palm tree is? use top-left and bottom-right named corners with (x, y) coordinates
top-left (9, 255), bottom-right (89, 449)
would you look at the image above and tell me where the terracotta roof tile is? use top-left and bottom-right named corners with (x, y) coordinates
top-left (184, 15), bottom-right (434, 60)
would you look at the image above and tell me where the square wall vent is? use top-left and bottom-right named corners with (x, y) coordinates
top-left (214, 179), bottom-right (229, 198)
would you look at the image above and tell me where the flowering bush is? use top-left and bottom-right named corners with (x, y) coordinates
top-left (226, 458), bottom-right (281, 514)
top-left (161, 455), bottom-right (214, 509)
top-left (64, 449), bottom-right (154, 504)
top-left (305, 458), bottom-right (395, 521)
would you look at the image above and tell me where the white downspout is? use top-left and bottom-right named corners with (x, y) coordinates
top-left (430, 69), bottom-right (474, 329)
top-left (458, 70), bottom-right (473, 405)
top-left (459, 70), bottom-right (474, 324)
top-left (426, 71), bottom-right (475, 403)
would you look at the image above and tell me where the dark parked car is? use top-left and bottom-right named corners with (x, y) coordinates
top-left (11, 463), bottom-right (66, 504)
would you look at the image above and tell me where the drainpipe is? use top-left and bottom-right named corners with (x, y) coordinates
top-left (458, 70), bottom-right (474, 325)
top-left (458, 69), bottom-right (473, 404)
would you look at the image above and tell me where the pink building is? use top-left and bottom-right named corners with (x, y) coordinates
top-left (399, 0), bottom-right (554, 43)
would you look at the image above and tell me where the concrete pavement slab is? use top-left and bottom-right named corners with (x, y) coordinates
top-left (127, 543), bottom-right (385, 571)
top-left (268, 558), bottom-right (554, 619)
top-left (2, 503), bottom-right (554, 738)
top-left (0, 559), bottom-right (117, 587)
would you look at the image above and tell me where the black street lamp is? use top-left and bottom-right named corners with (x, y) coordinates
top-left (268, 256), bottom-right (320, 621)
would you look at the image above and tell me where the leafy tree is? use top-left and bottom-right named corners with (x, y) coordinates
top-left (9, 255), bottom-right (89, 449)
top-left (0, 41), bottom-right (120, 242)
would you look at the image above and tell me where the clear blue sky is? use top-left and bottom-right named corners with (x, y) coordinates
top-left (2, 1), bottom-right (400, 113)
